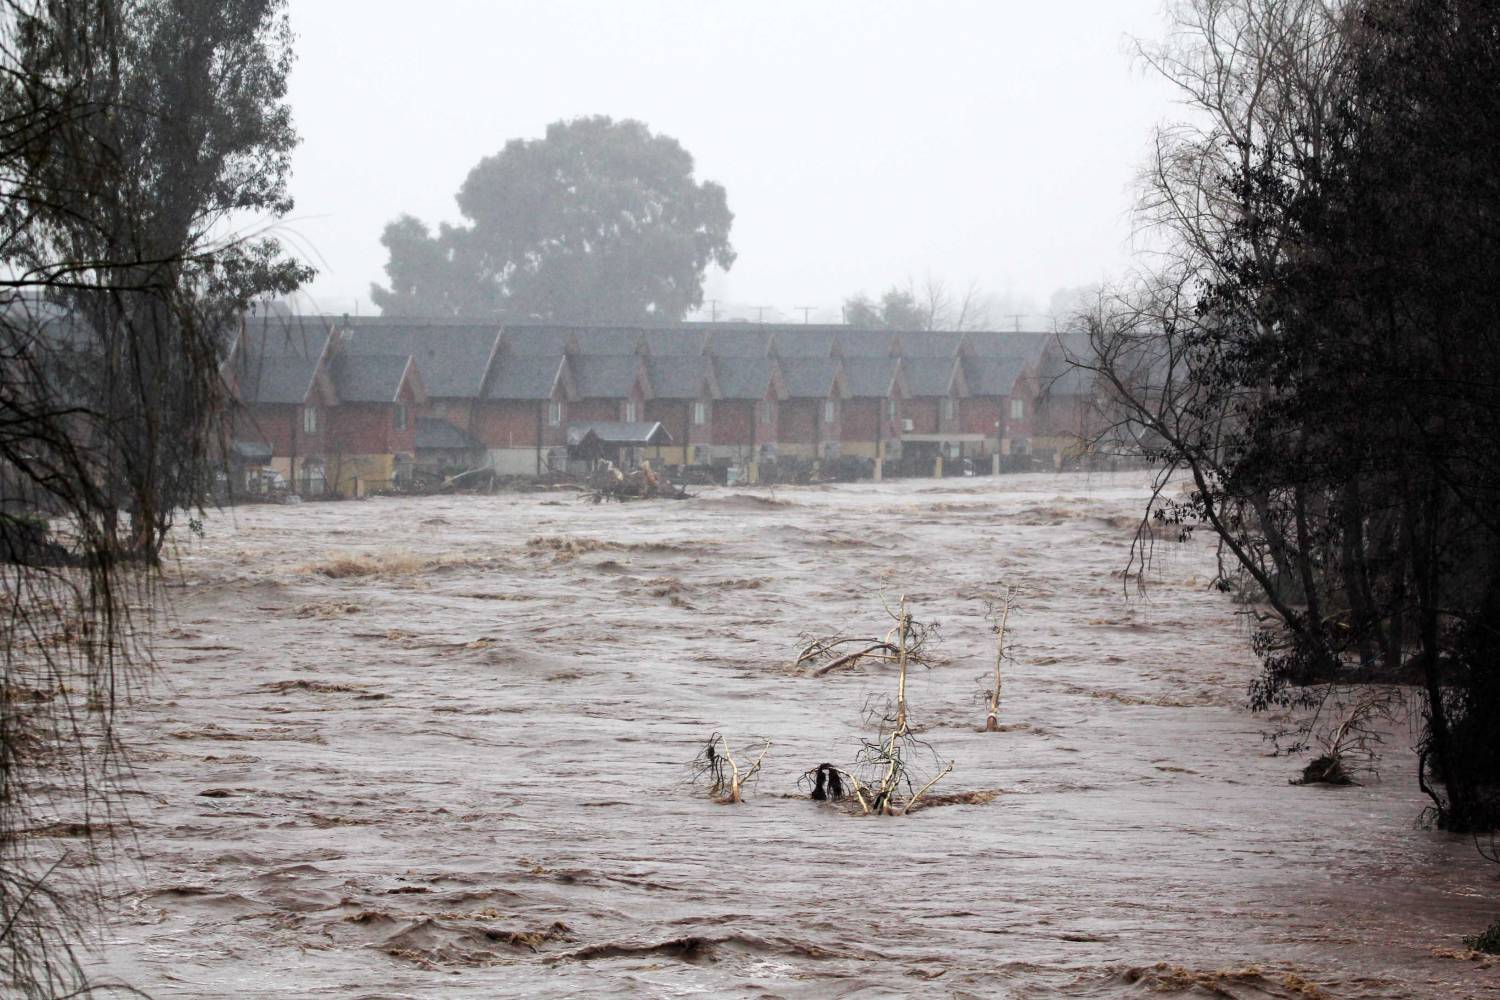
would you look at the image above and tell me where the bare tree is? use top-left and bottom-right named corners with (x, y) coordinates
top-left (843, 273), bottom-right (993, 331)
top-left (1082, 0), bottom-right (1500, 836)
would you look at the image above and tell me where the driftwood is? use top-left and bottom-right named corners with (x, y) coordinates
top-left (983, 588), bottom-right (1016, 732)
top-left (582, 461), bottom-right (693, 503)
top-left (690, 732), bottom-right (770, 804)
top-left (439, 466), bottom-right (495, 492)
top-left (792, 635), bottom-right (900, 675)
top-left (798, 596), bottom-right (952, 816)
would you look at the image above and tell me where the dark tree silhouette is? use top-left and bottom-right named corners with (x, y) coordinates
top-left (1078, 0), bottom-right (1500, 836)
top-left (372, 116), bottom-right (735, 324)
top-left (0, 1), bottom-right (309, 994)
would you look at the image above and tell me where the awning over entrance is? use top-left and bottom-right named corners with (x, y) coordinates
top-left (899, 432), bottom-right (988, 443)
top-left (565, 421), bottom-right (674, 448)
top-left (231, 440), bottom-right (273, 462)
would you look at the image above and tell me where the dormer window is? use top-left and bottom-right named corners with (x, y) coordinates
top-left (548, 401), bottom-right (563, 426)
top-left (824, 399), bottom-right (839, 423)
top-left (624, 400), bottom-right (638, 422)
top-left (1010, 398), bottom-right (1025, 420)
top-left (693, 400), bottom-right (708, 426)
top-left (940, 397), bottom-right (955, 421)
top-left (303, 405), bottom-right (318, 434)
top-left (394, 403), bottom-right (408, 432)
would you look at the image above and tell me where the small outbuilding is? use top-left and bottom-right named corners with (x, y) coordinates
top-left (566, 421), bottom-right (673, 471)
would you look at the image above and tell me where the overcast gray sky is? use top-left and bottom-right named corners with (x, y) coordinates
top-left (283, 1), bottom-right (1178, 323)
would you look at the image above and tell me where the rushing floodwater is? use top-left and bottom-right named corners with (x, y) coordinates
top-left (88, 473), bottom-right (1497, 997)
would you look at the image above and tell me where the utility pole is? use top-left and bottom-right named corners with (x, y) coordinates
top-left (1003, 313), bottom-right (1025, 332)
top-left (796, 306), bottom-right (815, 324)
top-left (755, 305), bottom-right (768, 324)
top-left (708, 299), bottom-right (719, 323)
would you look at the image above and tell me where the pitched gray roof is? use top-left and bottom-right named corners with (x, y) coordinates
top-left (772, 328), bottom-right (837, 359)
top-left (901, 357), bottom-right (960, 397)
top-left (899, 331), bottom-right (966, 357)
top-left (714, 357), bottom-right (776, 399)
top-left (342, 323), bottom-right (498, 398)
top-left (835, 329), bottom-right (900, 358)
top-left (963, 356), bottom-right (1029, 396)
top-left (328, 314), bottom-right (498, 327)
top-left (964, 330), bottom-right (1052, 359)
top-left (780, 358), bottom-right (840, 398)
top-left (566, 421), bottom-right (673, 446)
top-left (501, 324), bottom-right (573, 358)
top-left (240, 356), bottom-right (320, 405)
top-left (571, 353), bottom-right (642, 398)
top-left (841, 357), bottom-right (898, 397)
top-left (486, 355), bottom-right (564, 400)
top-left (241, 316), bottom-right (334, 359)
top-left (648, 354), bottom-right (711, 399)
top-left (705, 327), bottom-right (774, 358)
top-left (233, 318), bottom-right (331, 405)
top-left (1040, 331), bottom-right (1095, 395)
top-left (330, 353), bottom-right (411, 403)
top-left (641, 328), bottom-right (706, 356)
top-left (415, 417), bottom-right (482, 451)
top-left (571, 326), bottom-right (644, 355)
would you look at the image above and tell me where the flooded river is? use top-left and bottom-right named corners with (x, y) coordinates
top-left (91, 473), bottom-right (1497, 997)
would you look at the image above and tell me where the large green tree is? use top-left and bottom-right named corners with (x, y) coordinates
top-left (372, 116), bottom-right (736, 323)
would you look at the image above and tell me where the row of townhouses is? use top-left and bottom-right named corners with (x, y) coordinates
top-left (223, 316), bottom-right (1097, 495)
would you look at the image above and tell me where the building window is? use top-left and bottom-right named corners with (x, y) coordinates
top-left (394, 403), bottom-right (407, 432)
top-left (886, 399), bottom-right (898, 420)
top-left (693, 401), bottom-right (707, 426)
top-left (303, 405), bottom-right (317, 434)
top-left (940, 397), bottom-right (954, 421)
top-left (1010, 398), bottom-right (1025, 420)
top-left (548, 401), bottom-right (563, 426)
top-left (624, 400), bottom-right (638, 422)
top-left (824, 399), bottom-right (839, 423)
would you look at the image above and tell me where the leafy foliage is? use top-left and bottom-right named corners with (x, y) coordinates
top-left (372, 116), bottom-right (735, 324)
top-left (0, 1), bottom-right (309, 993)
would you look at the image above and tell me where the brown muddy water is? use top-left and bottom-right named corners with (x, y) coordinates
top-left (88, 473), bottom-right (1497, 998)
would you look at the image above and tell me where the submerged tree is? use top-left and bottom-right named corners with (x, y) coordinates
top-left (0, 0), bottom-right (309, 993)
top-left (796, 596), bottom-right (952, 816)
top-left (372, 116), bottom-right (736, 324)
top-left (982, 589), bottom-right (1015, 732)
top-left (690, 732), bottom-right (770, 804)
